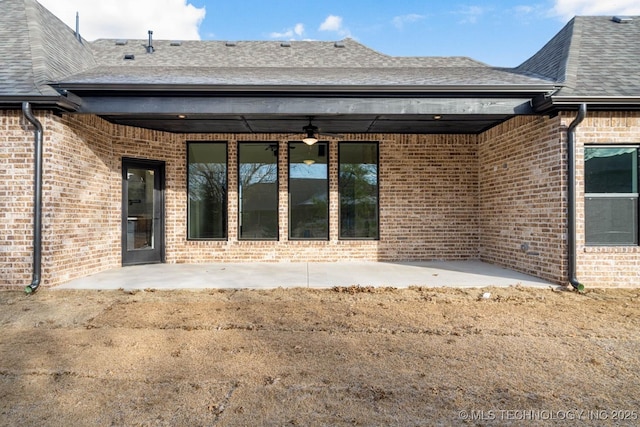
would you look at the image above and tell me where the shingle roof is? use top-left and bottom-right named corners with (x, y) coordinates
top-left (0, 0), bottom-right (95, 97)
top-left (2, 0), bottom-right (638, 104)
top-left (50, 38), bottom-right (551, 89)
top-left (89, 38), bottom-right (486, 68)
top-left (61, 65), bottom-right (551, 88)
top-left (516, 16), bottom-right (640, 97)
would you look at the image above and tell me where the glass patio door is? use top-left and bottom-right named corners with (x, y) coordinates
top-left (122, 159), bottom-right (165, 265)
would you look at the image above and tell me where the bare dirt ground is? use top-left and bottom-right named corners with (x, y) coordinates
top-left (1, 285), bottom-right (639, 426)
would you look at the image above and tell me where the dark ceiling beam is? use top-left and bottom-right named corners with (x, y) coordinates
top-left (76, 96), bottom-right (535, 116)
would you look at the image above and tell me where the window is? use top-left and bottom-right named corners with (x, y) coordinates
top-left (187, 142), bottom-right (227, 239)
top-left (289, 142), bottom-right (329, 240)
top-left (339, 142), bottom-right (379, 239)
top-left (238, 142), bottom-right (278, 240)
top-left (585, 146), bottom-right (638, 245)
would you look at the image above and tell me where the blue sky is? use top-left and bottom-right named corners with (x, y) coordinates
top-left (39, 0), bottom-right (640, 67)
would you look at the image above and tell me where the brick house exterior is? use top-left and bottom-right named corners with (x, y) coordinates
top-left (2, 0), bottom-right (640, 289)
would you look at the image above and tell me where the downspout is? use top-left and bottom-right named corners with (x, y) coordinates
top-left (567, 103), bottom-right (587, 290)
top-left (22, 102), bottom-right (43, 294)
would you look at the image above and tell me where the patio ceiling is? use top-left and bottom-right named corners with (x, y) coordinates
top-left (101, 113), bottom-right (514, 135)
top-left (72, 92), bottom-right (539, 135)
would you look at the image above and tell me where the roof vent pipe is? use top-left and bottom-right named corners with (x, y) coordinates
top-left (612, 16), bottom-right (632, 23)
top-left (22, 102), bottom-right (44, 294)
top-left (147, 30), bottom-right (154, 53)
top-left (75, 12), bottom-right (81, 42)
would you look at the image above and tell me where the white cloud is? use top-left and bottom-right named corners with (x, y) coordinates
top-left (269, 23), bottom-right (305, 39)
top-left (318, 15), bottom-right (351, 37)
top-left (391, 13), bottom-right (425, 29)
top-left (270, 29), bottom-right (294, 38)
top-left (514, 5), bottom-right (535, 15)
top-left (319, 15), bottom-right (342, 32)
top-left (38, 0), bottom-right (206, 41)
top-left (456, 6), bottom-right (485, 24)
top-left (552, 0), bottom-right (640, 20)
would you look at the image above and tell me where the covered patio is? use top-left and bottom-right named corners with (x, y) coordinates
top-left (55, 260), bottom-right (555, 290)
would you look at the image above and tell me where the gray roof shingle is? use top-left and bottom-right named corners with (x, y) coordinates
top-left (517, 16), bottom-right (640, 97)
top-left (89, 38), bottom-right (487, 68)
top-left (0, 0), bottom-right (95, 97)
top-left (1, 1), bottom-right (638, 102)
top-left (61, 65), bottom-right (551, 88)
top-left (54, 38), bottom-right (551, 89)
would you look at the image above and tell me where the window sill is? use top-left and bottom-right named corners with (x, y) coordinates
top-left (584, 246), bottom-right (640, 253)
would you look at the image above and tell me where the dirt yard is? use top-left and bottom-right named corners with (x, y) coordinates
top-left (1, 285), bottom-right (639, 426)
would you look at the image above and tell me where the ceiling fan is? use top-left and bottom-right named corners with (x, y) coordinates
top-left (300, 117), bottom-right (343, 145)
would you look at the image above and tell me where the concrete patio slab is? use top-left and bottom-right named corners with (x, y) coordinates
top-left (54, 260), bottom-right (557, 290)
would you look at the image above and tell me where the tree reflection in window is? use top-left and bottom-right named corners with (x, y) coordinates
top-left (585, 147), bottom-right (638, 245)
top-left (187, 142), bottom-right (227, 239)
top-left (289, 142), bottom-right (329, 240)
top-left (239, 143), bottom-right (278, 240)
top-left (339, 142), bottom-right (379, 239)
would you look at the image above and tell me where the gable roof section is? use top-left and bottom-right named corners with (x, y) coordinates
top-left (0, 0), bottom-right (95, 104)
top-left (515, 18), bottom-right (576, 83)
top-left (521, 16), bottom-right (640, 109)
top-left (54, 38), bottom-right (552, 92)
top-left (562, 16), bottom-right (640, 98)
top-left (54, 36), bottom-right (556, 134)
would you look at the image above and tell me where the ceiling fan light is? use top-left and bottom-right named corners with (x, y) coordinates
top-left (302, 117), bottom-right (318, 145)
top-left (303, 159), bottom-right (315, 165)
top-left (302, 135), bottom-right (318, 145)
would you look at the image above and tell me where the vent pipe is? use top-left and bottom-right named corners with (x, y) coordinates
top-left (75, 12), bottom-right (81, 42)
top-left (147, 30), bottom-right (154, 53)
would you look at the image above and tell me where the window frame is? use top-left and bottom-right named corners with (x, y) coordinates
top-left (287, 141), bottom-right (330, 241)
top-left (584, 144), bottom-right (639, 246)
top-left (338, 141), bottom-right (380, 240)
top-left (237, 141), bottom-right (279, 241)
top-left (186, 141), bottom-right (228, 241)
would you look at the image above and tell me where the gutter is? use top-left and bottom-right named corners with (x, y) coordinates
top-left (52, 82), bottom-right (556, 95)
top-left (566, 103), bottom-right (587, 291)
top-left (533, 95), bottom-right (640, 114)
top-left (22, 102), bottom-right (44, 294)
top-left (0, 96), bottom-right (80, 112)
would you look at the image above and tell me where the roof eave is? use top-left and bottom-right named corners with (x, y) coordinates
top-left (53, 83), bottom-right (557, 97)
top-left (0, 95), bottom-right (80, 111)
top-left (535, 96), bottom-right (640, 112)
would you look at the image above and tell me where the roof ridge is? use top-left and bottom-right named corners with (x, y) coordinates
top-left (23, 0), bottom-right (49, 95)
top-left (21, 0), bottom-right (96, 96)
top-left (514, 17), bottom-right (576, 84)
top-left (559, 16), bottom-right (584, 92)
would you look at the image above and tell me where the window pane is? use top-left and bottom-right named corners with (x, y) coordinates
top-left (239, 143), bottom-right (278, 240)
top-left (585, 147), bottom-right (637, 193)
top-left (586, 197), bottom-right (638, 245)
top-left (339, 142), bottom-right (379, 239)
top-left (188, 143), bottom-right (227, 239)
top-left (289, 142), bottom-right (328, 239)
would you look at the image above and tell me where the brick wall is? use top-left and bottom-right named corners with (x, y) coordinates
top-left (15, 110), bottom-right (640, 288)
top-left (0, 111), bottom-right (35, 287)
top-left (8, 110), bottom-right (638, 288)
top-left (478, 115), bottom-right (566, 284)
top-left (1, 111), bottom-right (482, 287)
top-left (168, 133), bottom-right (480, 264)
top-left (571, 111), bottom-right (640, 287)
